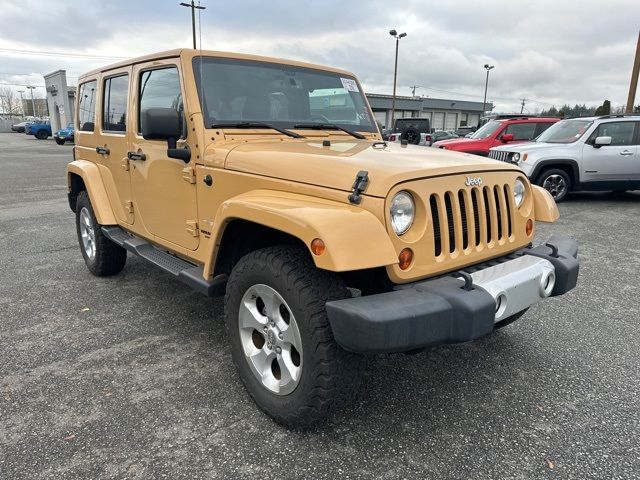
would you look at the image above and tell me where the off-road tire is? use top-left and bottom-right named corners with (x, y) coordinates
top-left (75, 191), bottom-right (126, 276)
top-left (401, 127), bottom-right (421, 145)
top-left (55, 138), bottom-right (65, 145)
top-left (36, 130), bottom-right (48, 140)
top-left (494, 308), bottom-right (528, 330)
top-left (536, 168), bottom-right (571, 202)
top-left (224, 245), bottom-right (364, 428)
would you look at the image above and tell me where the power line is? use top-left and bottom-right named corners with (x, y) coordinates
top-left (0, 48), bottom-right (127, 60)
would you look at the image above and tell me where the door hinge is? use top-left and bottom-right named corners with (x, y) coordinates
top-left (125, 201), bottom-right (134, 214)
top-left (186, 220), bottom-right (199, 237)
top-left (121, 158), bottom-right (130, 171)
top-left (182, 166), bottom-right (196, 184)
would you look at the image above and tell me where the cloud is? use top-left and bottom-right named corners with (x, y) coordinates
top-left (0, 0), bottom-right (638, 112)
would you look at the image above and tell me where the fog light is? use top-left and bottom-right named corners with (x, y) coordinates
top-left (525, 219), bottom-right (534, 236)
top-left (310, 238), bottom-right (325, 255)
top-left (398, 248), bottom-right (413, 270)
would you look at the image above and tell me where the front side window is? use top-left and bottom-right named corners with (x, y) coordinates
top-left (138, 67), bottom-right (183, 134)
top-left (589, 122), bottom-right (636, 146)
top-left (77, 80), bottom-right (97, 132)
top-left (504, 122), bottom-right (537, 140)
top-left (193, 57), bottom-right (377, 132)
top-left (536, 119), bottom-right (593, 144)
top-left (102, 74), bottom-right (128, 132)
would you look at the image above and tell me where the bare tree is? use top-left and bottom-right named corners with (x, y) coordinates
top-left (0, 87), bottom-right (22, 115)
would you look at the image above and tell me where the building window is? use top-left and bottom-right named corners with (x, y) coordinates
top-left (460, 113), bottom-right (468, 126)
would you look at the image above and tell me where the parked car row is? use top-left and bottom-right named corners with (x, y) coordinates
top-left (10, 119), bottom-right (74, 143)
top-left (386, 118), bottom-right (460, 146)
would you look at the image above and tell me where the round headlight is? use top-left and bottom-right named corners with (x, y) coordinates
top-left (513, 153), bottom-right (521, 162)
top-left (514, 178), bottom-right (526, 207)
top-left (390, 191), bottom-right (415, 235)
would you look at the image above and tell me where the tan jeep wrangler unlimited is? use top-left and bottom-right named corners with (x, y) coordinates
top-left (67, 49), bottom-right (579, 427)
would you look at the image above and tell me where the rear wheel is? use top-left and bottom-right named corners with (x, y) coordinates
top-left (75, 191), bottom-right (126, 276)
top-left (537, 168), bottom-right (571, 202)
top-left (55, 138), bottom-right (65, 145)
top-left (36, 130), bottom-right (48, 140)
top-left (225, 245), bottom-right (364, 428)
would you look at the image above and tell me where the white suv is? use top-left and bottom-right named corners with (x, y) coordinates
top-left (488, 115), bottom-right (640, 201)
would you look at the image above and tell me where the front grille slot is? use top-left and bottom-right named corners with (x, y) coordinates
top-left (429, 182), bottom-right (514, 259)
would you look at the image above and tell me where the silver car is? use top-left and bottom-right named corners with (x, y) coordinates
top-left (488, 115), bottom-right (640, 201)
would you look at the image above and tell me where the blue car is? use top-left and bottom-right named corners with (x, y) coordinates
top-left (54, 123), bottom-right (75, 145)
top-left (25, 121), bottom-right (52, 140)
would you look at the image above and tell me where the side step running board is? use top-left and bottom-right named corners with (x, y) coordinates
top-left (102, 226), bottom-right (226, 297)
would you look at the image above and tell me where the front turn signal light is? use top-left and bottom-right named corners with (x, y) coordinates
top-left (310, 238), bottom-right (325, 255)
top-left (525, 219), bottom-right (534, 236)
top-left (398, 248), bottom-right (413, 270)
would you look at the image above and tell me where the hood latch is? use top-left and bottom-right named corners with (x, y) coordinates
top-left (348, 170), bottom-right (369, 205)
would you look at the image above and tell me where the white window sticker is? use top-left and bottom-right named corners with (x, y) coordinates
top-left (340, 77), bottom-right (359, 92)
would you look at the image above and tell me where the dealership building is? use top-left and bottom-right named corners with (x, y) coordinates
top-left (366, 93), bottom-right (492, 130)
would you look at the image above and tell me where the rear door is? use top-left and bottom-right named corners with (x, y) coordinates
top-left (95, 68), bottom-right (134, 224)
top-left (581, 121), bottom-right (638, 182)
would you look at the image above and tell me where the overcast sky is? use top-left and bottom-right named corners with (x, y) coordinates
top-left (1, 0), bottom-right (638, 112)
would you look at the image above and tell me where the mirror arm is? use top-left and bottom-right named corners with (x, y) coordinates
top-left (166, 136), bottom-right (191, 163)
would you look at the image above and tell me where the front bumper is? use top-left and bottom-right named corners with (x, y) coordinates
top-left (326, 235), bottom-right (579, 354)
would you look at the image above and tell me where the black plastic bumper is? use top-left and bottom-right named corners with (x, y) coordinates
top-left (326, 235), bottom-right (579, 354)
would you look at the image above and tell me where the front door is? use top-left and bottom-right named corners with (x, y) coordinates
top-left (129, 60), bottom-right (199, 251)
top-left (582, 121), bottom-right (638, 183)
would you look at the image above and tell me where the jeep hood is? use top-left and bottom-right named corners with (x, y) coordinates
top-left (221, 139), bottom-right (518, 197)
top-left (492, 142), bottom-right (568, 153)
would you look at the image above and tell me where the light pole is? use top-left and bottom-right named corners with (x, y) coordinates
top-left (389, 29), bottom-right (407, 129)
top-left (482, 64), bottom-right (494, 120)
top-left (26, 85), bottom-right (36, 117)
top-left (179, 1), bottom-right (206, 49)
top-left (17, 90), bottom-right (24, 118)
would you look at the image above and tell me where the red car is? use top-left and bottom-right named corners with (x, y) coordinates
top-left (433, 117), bottom-right (559, 156)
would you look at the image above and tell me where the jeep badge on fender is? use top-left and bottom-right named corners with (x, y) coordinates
top-left (67, 48), bottom-right (580, 428)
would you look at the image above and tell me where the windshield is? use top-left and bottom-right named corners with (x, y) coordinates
top-left (469, 120), bottom-right (503, 139)
top-left (193, 57), bottom-right (377, 133)
top-left (535, 119), bottom-right (593, 144)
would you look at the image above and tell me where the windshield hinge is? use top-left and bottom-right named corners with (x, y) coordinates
top-left (348, 170), bottom-right (369, 205)
top-left (181, 166), bottom-right (196, 184)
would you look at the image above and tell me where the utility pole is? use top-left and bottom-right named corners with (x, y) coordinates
top-left (17, 90), bottom-right (24, 118)
top-left (389, 29), bottom-right (407, 129)
top-left (410, 85), bottom-right (421, 97)
top-left (625, 30), bottom-right (640, 114)
top-left (179, 1), bottom-right (206, 49)
top-left (482, 64), bottom-right (494, 120)
top-left (520, 98), bottom-right (527, 114)
top-left (26, 85), bottom-right (36, 117)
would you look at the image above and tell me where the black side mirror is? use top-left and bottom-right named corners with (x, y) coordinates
top-left (141, 108), bottom-right (191, 162)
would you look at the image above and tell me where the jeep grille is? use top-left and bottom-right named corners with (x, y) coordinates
top-left (488, 150), bottom-right (514, 163)
top-left (428, 185), bottom-right (513, 258)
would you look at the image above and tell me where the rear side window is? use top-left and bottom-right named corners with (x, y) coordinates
top-left (590, 121), bottom-right (636, 146)
top-left (534, 122), bottom-right (554, 137)
top-left (138, 67), bottom-right (183, 134)
top-left (504, 122), bottom-right (537, 140)
top-left (77, 80), bottom-right (97, 132)
top-left (102, 74), bottom-right (129, 132)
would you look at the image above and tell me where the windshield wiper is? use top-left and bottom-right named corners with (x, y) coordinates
top-left (210, 121), bottom-right (304, 139)
top-left (293, 123), bottom-right (367, 140)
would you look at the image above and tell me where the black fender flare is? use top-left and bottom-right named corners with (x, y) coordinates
top-left (529, 159), bottom-right (580, 185)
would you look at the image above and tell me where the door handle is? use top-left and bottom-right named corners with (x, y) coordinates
top-left (620, 150), bottom-right (634, 156)
top-left (96, 146), bottom-right (110, 155)
top-left (127, 151), bottom-right (147, 161)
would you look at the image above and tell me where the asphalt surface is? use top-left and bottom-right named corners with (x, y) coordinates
top-left (1, 132), bottom-right (639, 479)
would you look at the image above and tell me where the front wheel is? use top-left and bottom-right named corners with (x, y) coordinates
top-left (75, 191), bottom-right (126, 276)
top-left (55, 138), bottom-right (65, 145)
top-left (537, 168), bottom-right (571, 202)
top-left (36, 130), bottom-right (48, 140)
top-left (224, 245), bottom-right (364, 428)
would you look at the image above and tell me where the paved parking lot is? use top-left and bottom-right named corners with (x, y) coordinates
top-left (1, 132), bottom-right (639, 479)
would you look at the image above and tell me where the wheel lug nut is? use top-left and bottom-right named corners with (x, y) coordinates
top-left (276, 346), bottom-right (282, 354)
top-left (278, 333), bottom-right (283, 340)
top-left (263, 326), bottom-right (268, 333)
